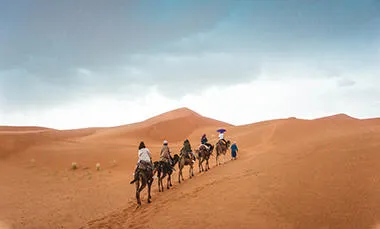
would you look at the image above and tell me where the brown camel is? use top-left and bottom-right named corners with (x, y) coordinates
top-left (130, 161), bottom-right (155, 206)
top-left (153, 154), bottom-right (180, 192)
top-left (178, 151), bottom-right (196, 183)
top-left (215, 139), bottom-right (231, 166)
top-left (196, 144), bottom-right (214, 172)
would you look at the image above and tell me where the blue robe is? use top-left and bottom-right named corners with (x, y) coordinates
top-left (231, 144), bottom-right (238, 158)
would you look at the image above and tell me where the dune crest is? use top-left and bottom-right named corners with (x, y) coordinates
top-left (81, 107), bottom-right (232, 143)
top-left (314, 113), bottom-right (357, 120)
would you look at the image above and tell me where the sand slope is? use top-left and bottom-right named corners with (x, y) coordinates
top-left (82, 107), bottom-right (232, 144)
top-left (0, 109), bottom-right (379, 229)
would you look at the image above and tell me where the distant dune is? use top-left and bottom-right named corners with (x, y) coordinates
top-left (0, 125), bottom-right (54, 132)
top-left (0, 108), bottom-right (379, 229)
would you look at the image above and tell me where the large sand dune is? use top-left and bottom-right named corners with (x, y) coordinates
top-left (0, 108), bottom-right (379, 229)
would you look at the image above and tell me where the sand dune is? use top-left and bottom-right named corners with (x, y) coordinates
top-left (82, 107), bottom-right (231, 144)
top-left (0, 108), bottom-right (379, 229)
top-left (0, 126), bottom-right (54, 132)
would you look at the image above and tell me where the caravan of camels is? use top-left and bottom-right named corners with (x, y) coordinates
top-left (130, 128), bottom-right (237, 206)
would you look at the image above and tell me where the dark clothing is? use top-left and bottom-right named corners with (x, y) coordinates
top-left (231, 143), bottom-right (238, 158)
top-left (201, 136), bottom-right (208, 144)
top-left (182, 141), bottom-right (192, 153)
top-left (181, 140), bottom-right (194, 160)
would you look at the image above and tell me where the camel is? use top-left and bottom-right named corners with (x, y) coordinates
top-left (153, 154), bottom-right (180, 192)
top-left (130, 161), bottom-right (155, 206)
top-left (178, 151), bottom-right (196, 183)
top-left (196, 144), bottom-right (214, 172)
top-left (215, 139), bottom-right (231, 166)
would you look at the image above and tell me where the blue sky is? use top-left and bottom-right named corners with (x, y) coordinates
top-left (0, 0), bottom-right (379, 129)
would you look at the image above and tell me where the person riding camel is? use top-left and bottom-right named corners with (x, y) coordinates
top-left (181, 139), bottom-right (196, 163)
top-left (133, 141), bottom-right (154, 179)
top-left (201, 134), bottom-right (212, 151)
top-left (219, 131), bottom-right (227, 146)
top-left (160, 140), bottom-right (175, 171)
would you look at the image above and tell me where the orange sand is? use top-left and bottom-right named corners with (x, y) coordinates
top-left (0, 108), bottom-right (379, 229)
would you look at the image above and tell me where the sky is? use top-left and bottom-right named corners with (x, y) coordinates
top-left (0, 0), bottom-right (379, 129)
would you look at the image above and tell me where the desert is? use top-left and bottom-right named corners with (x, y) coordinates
top-left (0, 108), bottom-right (379, 229)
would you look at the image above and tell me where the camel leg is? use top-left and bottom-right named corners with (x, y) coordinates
top-left (167, 175), bottom-right (170, 189)
top-left (147, 179), bottom-right (152, 203)
top-left (157, 172), bottom-right (161, 192)
top-left (160, 176), bottom-right (164, 192)
top-left (162, 177), bottom-right (165, 191)
top-left (161, 173), bottom-right (166, 192)
top-left (157, 176), bottom-right (161, 192)
top-left (138, 179), bottom-right (147, 195)
top-left (190, 165), bottom-right (194, 177)
top-left (199, 158), bottom-right (204, 172)
top-left (135, 179), bottom-right (141, 205)
top-left (169, 173), bottom-right (173, 187)
top-left (181, 165), bottom-right (185, 181)
top-left (178, 167), bottom-right (183, 183)
top-left (159, 169), bottom-right (164, 192)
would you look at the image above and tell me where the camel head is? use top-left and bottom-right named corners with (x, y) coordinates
top-left (173, 154), bottom-right (180, 162)
top-left (226, 140), bottom-right (231, 148)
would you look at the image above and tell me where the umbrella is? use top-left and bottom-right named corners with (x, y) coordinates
top-left (216, 128), bottom-right (226, 133)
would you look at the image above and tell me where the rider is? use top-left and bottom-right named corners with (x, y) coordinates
top-left (201, 134), bottom-right (208, 144)
top-left (219, 131), bottom-right (227, 146)
top-left (160, 140), bottom-right (175, 170)
top-left (181, 139), bottom-right (196, 163)
top-left (133, 141), bottom-right (153, 178)
top-left (201, 133), bottom-right (212, 151)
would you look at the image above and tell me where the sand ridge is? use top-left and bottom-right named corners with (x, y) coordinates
top-left (0, 108), bottom-right (379, 229)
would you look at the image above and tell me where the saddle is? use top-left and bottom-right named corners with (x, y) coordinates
top-left (159, 156), bottom-right (170, 164)
top-left (218, 139), bottom-right (227, 147)
top-left (137, 160), bottom-right (153, 171)
top-left (199, 144), bottom-right (208, 151)
top-left (131, 161), bottom-right (153, 184)
top-left (181, 151), bottom-right (194, 163)
top-left (183, 151), bottom-right (190, 159)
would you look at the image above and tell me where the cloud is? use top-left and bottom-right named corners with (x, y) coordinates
top-left (0, 0), bottom-right (233, 70)
top-left (337, 78), bottom-right (356, 87)
top-left (0, 0), bottom-right (235, 111)
top-left (0, 0), bottom-right (379, 125)
top-left (125, 52), bottom-right (261, 97)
